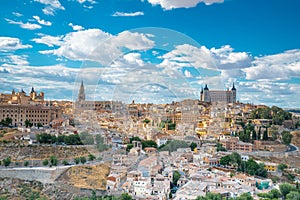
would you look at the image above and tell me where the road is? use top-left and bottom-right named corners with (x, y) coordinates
top-left (286, 144), bottom-right (298, 152)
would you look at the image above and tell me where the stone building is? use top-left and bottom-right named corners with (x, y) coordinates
top-left (200, 84), bottom-right (236, 103)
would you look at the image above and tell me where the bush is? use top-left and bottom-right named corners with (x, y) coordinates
top-left (43, 159), bottom-right (49, 166)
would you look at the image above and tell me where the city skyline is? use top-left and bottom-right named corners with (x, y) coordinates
top-left (1, 0), bottom-right (300, 107)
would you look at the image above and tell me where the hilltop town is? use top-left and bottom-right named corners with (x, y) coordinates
top-left (0, 83), bottom-right (300, 200)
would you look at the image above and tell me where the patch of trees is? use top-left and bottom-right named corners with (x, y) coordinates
top-left (196, 192), bottom-right (253, 200)
top-left (220, 152), bottom-right (267, 177)
top-left (259, 183), bottom-right (300, 200)
top-left (158, 140), bottom-right (189, 152)
top-left (2, 157), bottom-right (11, 167)
top-left (37, 133), bottom-right (82, 145)
top-left (36, 132), bottom-right (109, 150)
top-left (282, 131), bottom-right (293, 146)
top-left (126, 136), bottom-right (157, 151)
top-left (0, 117), bottom-right (12, 126)
top-left (216, 143), bottom-right (227, 152)
top-left (160, 120), bottom-right (176, 130)
top-left (74, 192), bottom-right (133, 200)
top-left (250, 106), bottom-right (292, 125)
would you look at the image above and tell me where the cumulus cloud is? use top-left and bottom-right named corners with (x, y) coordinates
top-left (32, 33), bottom-right (63, 47)
top-left (39, 29), bottom-right (155, 64)
top-left (243, 49), bottom-right (300, 81)
top-left (5, 18), bottom-right (41, 30)
top-left (0, 37), bottom-right (32, 52)
top-left (145, 0), bottom-right (224, 10)
top-left (6, 55), bottom-right (29, 66)
top-left (160, 44), bottom-right (251, 71)
top-left (33, 16), bottom-right (52, 26)
top-left (68, 23), bottom-right (84, 31)
top-left (34, 0), bottom-right (65, 15)
top-left (112, 11), bottom-right (144, 17)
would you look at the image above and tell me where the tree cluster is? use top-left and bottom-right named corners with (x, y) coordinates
top-left (0, 117), bottom-right (12, 126)
top-left (258, 183), bottom-right (300, 200)
top-left (220, 152), bottom-right (267, 177)
top-left (196, 192), bottom-right (253, 200)
top-left (250, 106), bottom-right (292, 125)
top-left (158, 140), bottom-right (189, 152)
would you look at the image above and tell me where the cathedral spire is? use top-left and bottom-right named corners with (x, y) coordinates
top-left (78, 80), bottom-right (85, 101)
top-left (232, 83), bottom-right (236, 91)
top-left (204, 84), bottom-right (209, 90)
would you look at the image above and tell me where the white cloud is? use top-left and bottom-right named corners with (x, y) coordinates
top-left (68, 23), bottom-right (84, 31)
top-left (32, 33), bottom-right (63, 47)
top-left (6, 55), bottom-right (29, 66)
top-left (77, 0), bottom-right (96, 4)
top-left (145, 0), bottom-right (224, 10)
top-left (184, 69), bottom-right (193, 78)
top-left (5, 18), bottom-right (41, 30)
top-left (34, 0), bottom-right (65, 15)
top-left (160, 44), bottom-right (251, 71)
top-left (0, 37), bottom-right (32, 52)
top-left (112, 11), bottom-right (144, 17)
top-left (243, 49), bottom-right (300, 81)
top-left (33, 16), bottom-right (52, 26)
top-left (12, 12), bottom-right (23, 17)
top-left (39, 29), bottom-right (155, 64)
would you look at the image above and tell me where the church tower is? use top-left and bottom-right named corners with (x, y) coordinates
top-left (231, 83), bottom-right (236, 103)
top-left (78, 81), bottom-right (85, 102)
top-left (203, 84), bottom-right (210, 102)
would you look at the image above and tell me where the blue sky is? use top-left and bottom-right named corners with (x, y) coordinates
top-left (0, 0), bottom-right (300, 107)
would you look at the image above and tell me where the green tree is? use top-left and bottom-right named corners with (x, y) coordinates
top-left (230, 152), bottom-right (242, 167)
top-left (256, 163), bottom-right (268, 177)
top-left (80, 156), bottom-right (86, 164)
top-left (43, 159), bottom-right (49, 166)
top-left (216, 143), bottom-right (226, 152)
top-left (88, 154), bottom-right (96, 161)
top-left (278, 163), bottom-right (288, 171)
top-left (190, 142), bottom-right (197, 151)
top-left (263, 129), bottom-right (268, 140)
top-left (80, 132), bottom-right (94, 145)
top-left (25, 119), bottom-right (33, 128)
top-left (74, 157), bottom-right (80, 164)
top-left (129, 136), bottom-right (141, 143)
top-left (282, 131), bottom-right (293, 146)
top-left (280, 183), bottom-right (295, 199)
top-left (141, 140), bottom-right (157, 149)
top-left (196, 193), bottom-right (222, 200)
top-left (269, 189), bottom-right (281, 199)
top-left (252, 130), bottom-right (257, 141)
top-left (173, 171), bottom-right (181, 186)
top-left (37, 123), bottom-right (43, 128)
top-left (2, 157), bottom-right (11, 167)
top-left (126, 144), bottom-right (133, 152)
top-left (24, 160), bottom-right (29, 167)
top-left (286, 191), bottom-right (300, 200)
top-left (159, 140), bottom-right (189, 152)
top-left (119, 193), bottom-right (133, 200)
top-left (220, 155), bottom-right (231, 166)
top-left (245, 159), bottom-right (259, 175)
top-left (143, 118), bottom-right (150, 124)
top-left (50, 155), bottom-right (58, 166)
top-left (62, 160), bottom-right (69, 165)
top-left (0, 117), bottom-right (12, 126)
top-left (236, 193), bottom-right (253, 200)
